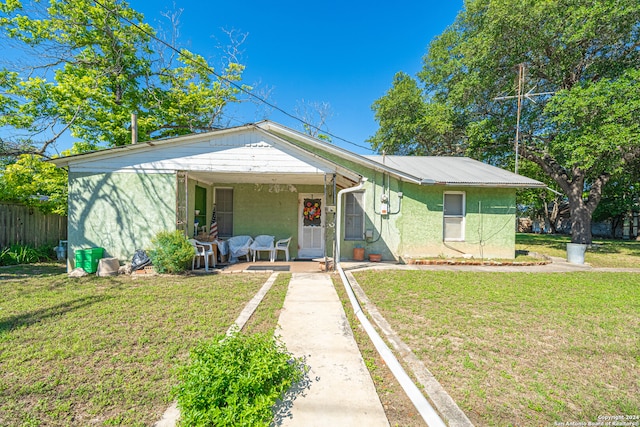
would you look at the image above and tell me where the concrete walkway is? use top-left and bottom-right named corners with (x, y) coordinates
top-left (275, 273), bottom-right (389, 427)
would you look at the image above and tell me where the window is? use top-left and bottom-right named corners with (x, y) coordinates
top-left (443, 192), bottom-right (465, 241)
top-left (215, 188), bottom-right (233, 238)
top-left (345, 192), bottom-right (364, 240)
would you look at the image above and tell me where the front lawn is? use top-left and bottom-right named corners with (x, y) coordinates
top-left (354, 270), bottom-right (640, 426)
top-left (516, 233), bottom-right (640, 268)
top-left (0, 264), bottom-right (268, 426)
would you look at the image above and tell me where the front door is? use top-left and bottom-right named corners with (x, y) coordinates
top-left (298, 194), bottom-right (324, 259)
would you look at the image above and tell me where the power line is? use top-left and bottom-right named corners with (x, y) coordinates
top-left (91, 0), bottom-right (374, 152)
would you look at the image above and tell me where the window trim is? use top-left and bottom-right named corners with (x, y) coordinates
top-left (344, 192), bottom-right (365, 241)
top-left (443, 191), bottom-right (465, 242)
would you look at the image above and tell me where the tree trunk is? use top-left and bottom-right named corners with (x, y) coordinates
top-left (568, 197), bottom-right (592, 244)
top-left (522, 151), bottom-right (610, 245)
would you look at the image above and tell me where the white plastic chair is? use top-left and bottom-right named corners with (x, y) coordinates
top-left (189, 239), bottom-right (215, 272)
top-left (273, 237), bottom-right (292, 262)
top-left (195, 239), bottom-right (216, 269)
top-left (227, 235), bottom-right (253, 262)
top-left (250, 235), bottom-right (275, 262)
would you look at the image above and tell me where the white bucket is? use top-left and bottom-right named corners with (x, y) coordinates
top-left (566, 243), bottom-right (587, 264)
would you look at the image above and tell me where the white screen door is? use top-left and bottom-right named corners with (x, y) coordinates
top-left (298, 194), bottom-right (324, 258)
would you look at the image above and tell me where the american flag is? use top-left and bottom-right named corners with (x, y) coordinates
top-left (209, 206), bottom-right (218, 239)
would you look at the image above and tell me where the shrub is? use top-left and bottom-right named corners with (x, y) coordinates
top-left (0, 243), bottom-right (54, 266)
top-left (148, 230), bottom-right (194, 274)
top-left (174, 332), bottom-right (305, 427)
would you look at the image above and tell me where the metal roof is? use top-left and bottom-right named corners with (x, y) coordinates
top-left (364, 155), bottom-right (545, 187)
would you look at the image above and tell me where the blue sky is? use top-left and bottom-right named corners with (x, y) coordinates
top-left (32, 1), bottom-right (462, 155)
top-left (125, 0), bottom-right (464, 154)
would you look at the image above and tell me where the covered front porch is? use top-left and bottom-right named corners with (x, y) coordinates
top-left (181, 168), bottom-right (359, 263)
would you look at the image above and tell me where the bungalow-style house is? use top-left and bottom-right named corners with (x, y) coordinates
top-left (51, 121), bottom-right (544, 267)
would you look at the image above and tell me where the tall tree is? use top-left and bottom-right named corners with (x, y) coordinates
top-left (0, 0), bottom-right (245, 156)
top-left (0, 154), bottom-right (67, 214)
top-left (370, 0), bottom-right (640, 244)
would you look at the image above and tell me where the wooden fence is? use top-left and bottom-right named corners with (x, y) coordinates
top-left (0, 202), bottom-right (67, 248)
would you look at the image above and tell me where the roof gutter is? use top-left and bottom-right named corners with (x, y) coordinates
top-left (422, 178), bottom-right (545, 188)
top-left (437, 182), bottom-right (546, 188)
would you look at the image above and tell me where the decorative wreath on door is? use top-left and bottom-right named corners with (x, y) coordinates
top-left (303, 199), bottom-right (321, 226)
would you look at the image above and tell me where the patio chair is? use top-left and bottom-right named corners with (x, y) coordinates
top-left (250, 235), bottom-right (275, 262)
top-left (227, 235), bottom-right (253, 263)
top-left (194, 239), bottom-right (217, 269)
top-left (189, 239), bottom-right (215, 272)
top-left (273, 237), bottom-right (292, 262)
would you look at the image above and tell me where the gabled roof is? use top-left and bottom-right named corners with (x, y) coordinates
top-left (50, 120), bottom-right (544, 188)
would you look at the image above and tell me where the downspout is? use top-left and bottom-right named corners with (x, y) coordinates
top-left (336, 179), bottom-right (446, 427)
top-left (336, 178), bottom-right (367, 263)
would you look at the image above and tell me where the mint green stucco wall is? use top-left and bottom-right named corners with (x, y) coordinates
top-left (394, 182), bottom-right (516, 259)
top-left (68, 172), bottom-right (176, 265)
top-left (340, 176), bottom-right (516, 261)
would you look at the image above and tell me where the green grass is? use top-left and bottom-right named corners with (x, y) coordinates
top-left (0, 264), bottom-right (268, 426)
top-left (242, 274), bottom-right (291, 334)
top-left (354, 270), bottom-right (640, 426)
top-left (516, 233), bottom-right (640, 268)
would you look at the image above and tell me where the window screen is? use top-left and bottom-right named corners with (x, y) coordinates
top-left (215, 188), bottom-right (233, 238)
top-left (345, 192), bottom-right (364, 240)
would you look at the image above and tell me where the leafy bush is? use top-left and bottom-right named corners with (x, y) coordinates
top-left (148, 230), bottom-right (194, 274)
top-left (0, 243), bottom-right (54, 266)
top-left (174, 332), bottom-right (305, 427)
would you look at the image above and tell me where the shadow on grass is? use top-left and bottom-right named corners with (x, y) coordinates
top-left (517, 233), bottom-right (640, 256)
top-left (589, 241), bottom-right (640, 256)
top-left (517, 233), bottom-right (569, 247)
top-left (0, 263), bottom-right (67, 281)
top-left (0, 295), bottom-right (110, 334)
top-left (272, 357), bottom-right (315, 426)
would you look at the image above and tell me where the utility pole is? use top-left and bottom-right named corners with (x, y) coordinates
top-left (494, 63), bottom-right (554, 175)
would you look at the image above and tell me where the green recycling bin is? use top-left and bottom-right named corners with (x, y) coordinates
top-left (74, 247), bottom-right (104, 273)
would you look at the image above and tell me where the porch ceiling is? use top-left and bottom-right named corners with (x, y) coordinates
top-left (189, 171), bottom-right (356, 187)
